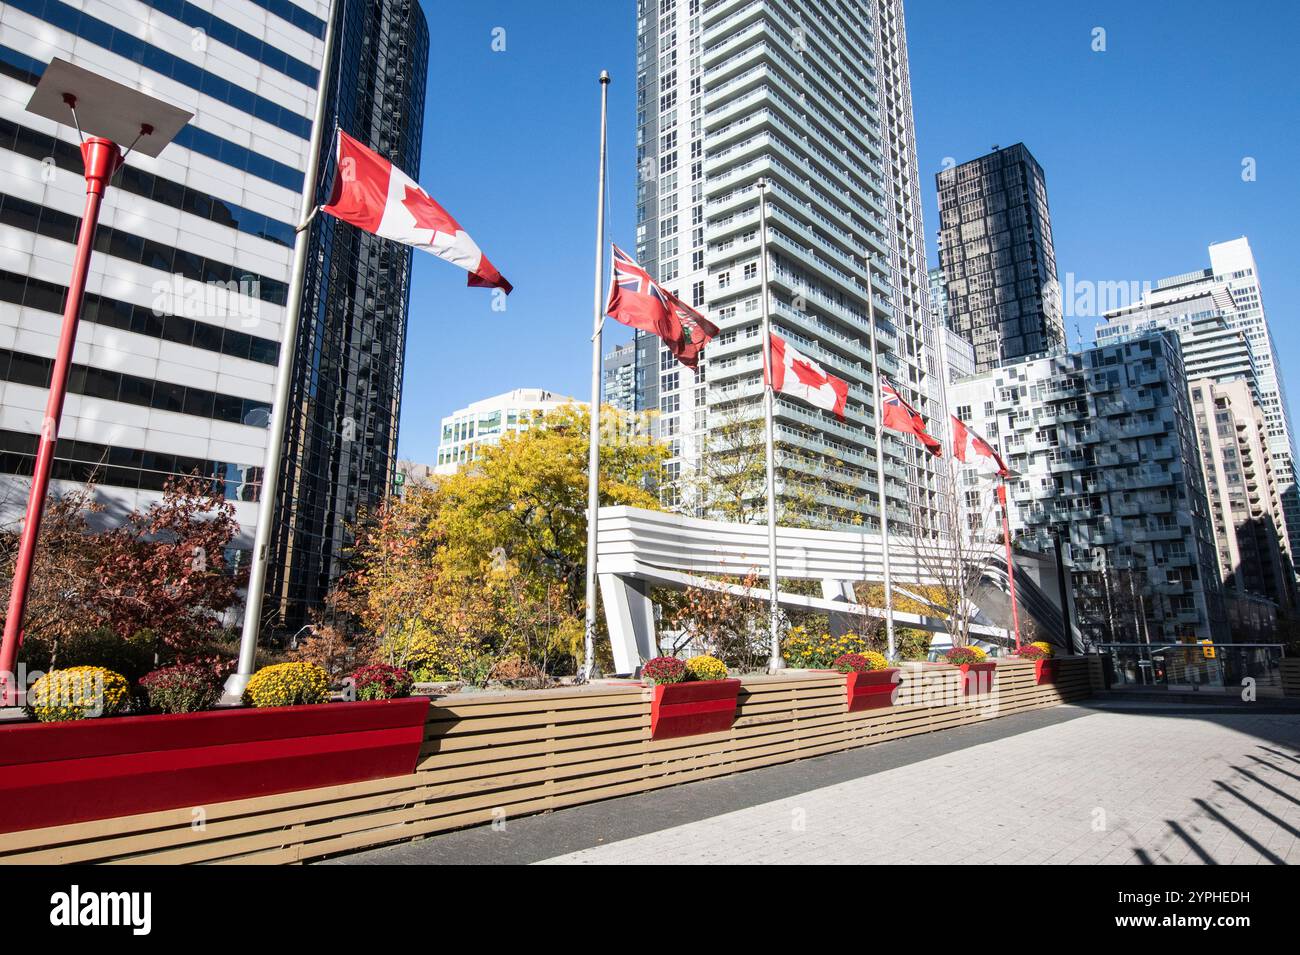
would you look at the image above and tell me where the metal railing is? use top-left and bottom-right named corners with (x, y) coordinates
top-left (1095, 642), bottom-right (1287, 696)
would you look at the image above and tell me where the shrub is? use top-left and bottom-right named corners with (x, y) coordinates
top-left (25, 627), bottom-right (158, 683)
top-left (456, 654), bottom-right (496, 689)
top-left (685, 654), bottom-right (728, 681)
top-left (243, 662), bottom-right (329, 707)
top-left (833, 651), bottom-right (888, 673)
top-left (27, 666), bottom-right (131, 722)
top-left (783, 627), bottom-right (872, 669)
top-left (139, 664), bottom-right (219, 714)
top-left (488, 655), bottom-right (546, 684)
top-left (349, 663), bottom-right (413, 701)
top-left (642, 656), bottom-right (687, 685)
top-left (400, 627), bottom-right (480, 681)
top-left (1015, 644), bottom-right (1049, 661)
top-left (894, 627), bottom-right (933, 662)
top-left (944, 645), bottom-right (988, 666)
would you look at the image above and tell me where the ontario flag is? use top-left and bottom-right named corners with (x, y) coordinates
top-left (606, 245), bottom-right (718, 371)
top-left (664, 290), bottom-right (719, 371)
top-left (766, 333), bottom-right (848, 419)
top-left (321, 130), bottom-right (511, 293)
top-left (881, 377), bottom-right (942, 457)
top-left (951, 415), bottom-right (1009, 477)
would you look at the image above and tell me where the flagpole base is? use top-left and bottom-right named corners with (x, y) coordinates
top-left (220, 671), bottom-right (252, 706)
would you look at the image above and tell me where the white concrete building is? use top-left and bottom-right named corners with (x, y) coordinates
top-left (602, 341), bottom-right (638, 414)
top-left (435, 389), bottom-right (581, 475)
top-left (1187, 377), bottom-right (1295, 613)
top-left (1107, 239), bottom-right (1300, 560)
top-left (1099, 280), bottom-right (1296, 609)
top-left (632, 0), bottom-right (940, 529)
top-left (951, 331), bottom-right (1227, 647)
top-left (0, 0), bottom-right (330, 548)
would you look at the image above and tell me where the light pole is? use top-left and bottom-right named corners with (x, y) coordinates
top-left (0, 60), bottom-right (189, 705)
top-left (755, 180), bottom-right (781, 673)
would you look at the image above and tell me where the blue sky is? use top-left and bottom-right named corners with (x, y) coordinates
top-left (397, 0), bottom-right (1300, 464)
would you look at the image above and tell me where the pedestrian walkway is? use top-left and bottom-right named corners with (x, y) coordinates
top-left (328, 704), bottom-right (1300, 865)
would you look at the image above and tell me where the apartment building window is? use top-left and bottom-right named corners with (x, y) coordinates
top-left (692, 281), bottom-right (705, 307)
top-left (660, 216), bottom-right (678, 238)
top-left (744, 262), bottom-right (758, 281)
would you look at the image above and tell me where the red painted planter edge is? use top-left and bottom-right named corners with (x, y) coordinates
top-left (0, 697), bottom-right (431, 768)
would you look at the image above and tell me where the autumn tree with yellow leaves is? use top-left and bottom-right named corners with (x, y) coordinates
top-left (333, 404), bottom-right (667, 677)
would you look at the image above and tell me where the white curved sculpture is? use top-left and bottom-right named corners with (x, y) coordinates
top-left (596, 505), bottom-right (1011, 674)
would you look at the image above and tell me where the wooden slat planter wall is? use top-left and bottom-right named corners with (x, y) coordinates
top-left (0, 657), bottom-right (1094, 865)
top-left (1282, 658), bottom-right (1300, 698)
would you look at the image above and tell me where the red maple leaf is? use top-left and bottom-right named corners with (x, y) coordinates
top-left (791, 358), bottom-right (825, 388)
top-left (401, 185), bottom-right (460, 237)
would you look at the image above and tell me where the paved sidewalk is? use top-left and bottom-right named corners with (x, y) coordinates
top-left (540, 708), bottom-right (1300, 865)
top-left (328, 703), bottom-right (1300, 865)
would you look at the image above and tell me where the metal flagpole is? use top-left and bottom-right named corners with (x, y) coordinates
top-left (582, 70), bottom-right (610, 681)
top-left (997, 480), bottom-right (1022, 650)
top-left (756, 180), bottom-right (781, 672)
top-left (865, 289), bottom-right (896, 659)
top-left (225, 0), bottom-right (340, 701)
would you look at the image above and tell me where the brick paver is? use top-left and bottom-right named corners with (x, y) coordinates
top-left (536, 710), bottom-right (1300, 865)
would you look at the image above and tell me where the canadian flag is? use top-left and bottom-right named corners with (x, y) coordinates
top-left (951, 415), bottom-right (1009, 476)
top-left (766, 333), bottom-right (848, 419)
top-left (321, 130), bottom-right (511, 293)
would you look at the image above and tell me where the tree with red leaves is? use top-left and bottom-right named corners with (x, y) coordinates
top-left (93, 475), bottom-right (245, 659)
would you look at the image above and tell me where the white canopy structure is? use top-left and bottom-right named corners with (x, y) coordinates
top-left (596, 505), bottom-right (1054, 674)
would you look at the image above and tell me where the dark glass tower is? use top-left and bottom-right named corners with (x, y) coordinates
top-left (935, 143), bottom-right (1064, 372)
top-left (264, 0), bottom-right (430, 631)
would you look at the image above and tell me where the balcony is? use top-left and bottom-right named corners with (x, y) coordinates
top-left (1136, 525), bottom-right (1184, 542)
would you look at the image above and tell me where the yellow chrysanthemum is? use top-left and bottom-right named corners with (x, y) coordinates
top-left (28, 666), bottom-right (130, 722)
top-left (244, 662), bottom-right (330, 708)
top-left (685, 654), bottom-right (729, 681)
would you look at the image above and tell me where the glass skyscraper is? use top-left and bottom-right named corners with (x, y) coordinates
top-left (935, 143), bottom-right (1064, 373)
top-left (264, 0), bottom-right (429, 631)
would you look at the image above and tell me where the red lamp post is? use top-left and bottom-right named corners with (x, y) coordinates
top-left (0, 60), bottom-right (190, 705)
